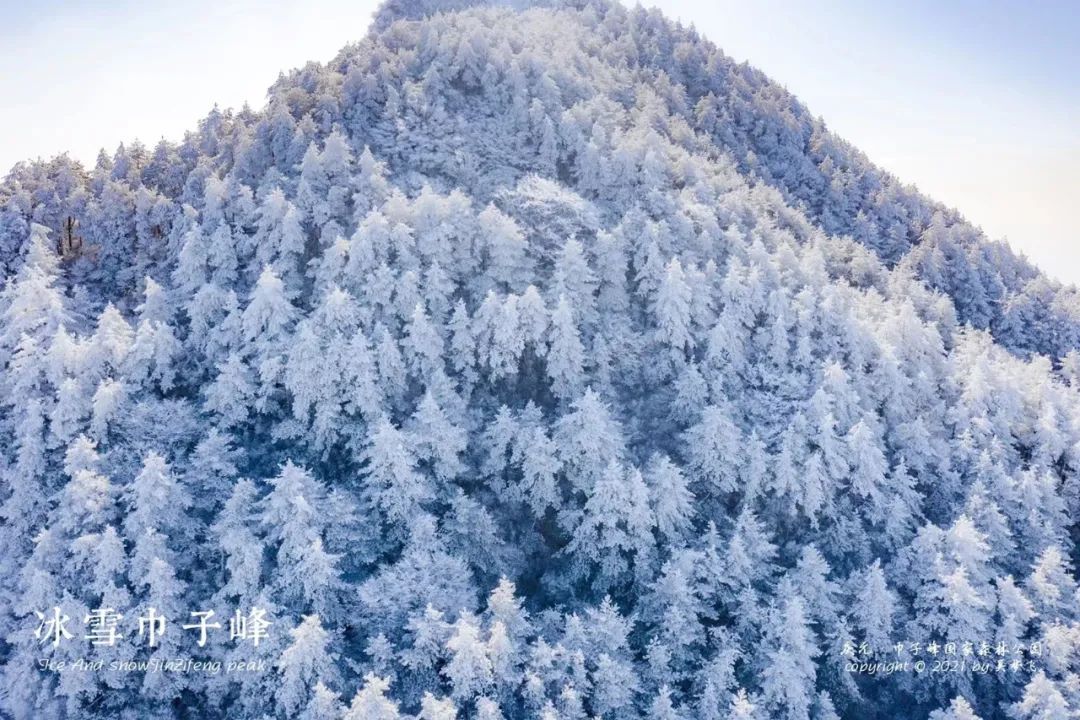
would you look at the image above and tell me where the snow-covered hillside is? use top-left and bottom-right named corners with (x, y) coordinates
top-left (2, 0), bottom-right (1079, 718)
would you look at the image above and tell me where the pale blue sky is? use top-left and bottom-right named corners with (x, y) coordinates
top-left (1, 1), bottom-right (1076, 283)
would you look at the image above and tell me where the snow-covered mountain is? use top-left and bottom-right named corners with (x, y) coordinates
top-left (2, 1), bottom-right (1079, 718)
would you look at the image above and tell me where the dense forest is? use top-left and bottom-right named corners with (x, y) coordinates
top-left (2, 0), bottom-right (1079, 718)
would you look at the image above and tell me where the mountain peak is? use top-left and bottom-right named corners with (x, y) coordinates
top-left (1, 3), bottom-right (1078, 719)
top-left (371, 0), bottom-right (556, 30)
